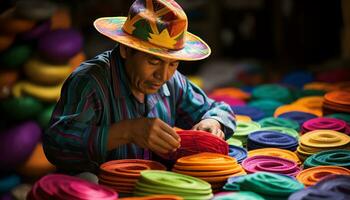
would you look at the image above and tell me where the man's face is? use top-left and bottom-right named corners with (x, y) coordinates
top-left (121, 45), bottom-right (179, 94)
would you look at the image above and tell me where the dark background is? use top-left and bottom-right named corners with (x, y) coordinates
top-left (1, 0), bottom-right (349, 78)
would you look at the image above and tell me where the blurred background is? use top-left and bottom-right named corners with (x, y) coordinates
top-left (0, 0), bottom-right (350, 199)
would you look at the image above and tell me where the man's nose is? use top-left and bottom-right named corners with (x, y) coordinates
top-left (155, 66), bottom-right (168, 81)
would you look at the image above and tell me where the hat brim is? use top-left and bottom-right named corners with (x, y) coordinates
top-left (94, 17), bottom-right (211, 61)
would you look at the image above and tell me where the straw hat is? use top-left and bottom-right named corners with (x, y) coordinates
top-left (94, 0), bottom-right (211, 61)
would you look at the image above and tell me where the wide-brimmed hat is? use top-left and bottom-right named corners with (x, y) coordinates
top-left (93, 0), bottom-right (211, 61)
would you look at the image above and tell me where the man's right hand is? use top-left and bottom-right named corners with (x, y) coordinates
top-left (108, 118), bottom-right (180, 155)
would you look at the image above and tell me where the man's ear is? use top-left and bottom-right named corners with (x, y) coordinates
top-left (119, 44), bottom-right (127, 59)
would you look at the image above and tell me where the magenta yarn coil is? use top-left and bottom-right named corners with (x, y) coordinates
top-left (27, 174), bottom-right (117, 200)
top-left (242, 155), bottom-right (301, 177)
top-left (302, 117), bottom-right (347, 134)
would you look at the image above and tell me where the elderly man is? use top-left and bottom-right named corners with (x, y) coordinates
top-left (43, 0), bottom-right (236, 173)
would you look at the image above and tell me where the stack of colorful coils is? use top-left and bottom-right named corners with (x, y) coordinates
top-left (248, 148), bottom-right (301, 166)
top-left (258, 117), bottom-right (300, 131)
top-left (289, 175), bottom-right (350, 200)
top-left (172, 153), bottom-right (246, 191)
top-left (259, 126), bottom-right (299, 139)
top-left (230, 105), bottom-right (266, 121)
top-left (301, 117), bottom-right (348, 134)
top-left (296, 130), bottom-right (350, 161)
top-left (303, 149), bottom-right (350, 169)
top-left (27, 174), bottom-right (117, 200)
top-left (242, 155), bottom-right (301, 177)
top-left (99, 159), bottom-right (166, 194)
top-left (251, 84), bottom-right (294, 104)
top-left (223, 172), bottom-right (304, 199)
top-left (293, 96), bottom-right (324, 116)
top-left (296, 166), bottom-right (350, 187)
top-left (323, 90), bottom-right (350, 115)
top-left (161, 130), bottom-right (228, 160)
top-left (228, 145), bottom-right (247, 163)
top-left (277, 111), bottom-right (318, 126)
top-left (134, 170), bottom-right (213, 200)
top-left (274, 104), bottom-right (322, 118)
top-left (119, 194), bottom-right (183, 200)
top-left (247, 130), bottom-right (298, 151)
top-left (248, 99), bottom-right (283, 117)
top-left (229, 121), bottom-right (261, 147)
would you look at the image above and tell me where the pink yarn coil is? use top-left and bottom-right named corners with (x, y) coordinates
top-left (27, 174), bottom-right (118, 200)
top-left (302, 117), bottom-right (347, 134)
top-left (242, 155), bottom-right (301, 177)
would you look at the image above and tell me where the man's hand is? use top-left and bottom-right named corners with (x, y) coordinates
top-left (192, 119), bottom-right (225, 139)
top-left (121, 118), bottom-right (181, 155)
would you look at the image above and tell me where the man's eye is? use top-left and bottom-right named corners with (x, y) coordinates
top-left (148, 60), bottom-right (160, 65)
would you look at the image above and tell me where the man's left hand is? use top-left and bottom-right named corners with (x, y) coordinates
top-left (191, 119), bottom-right (225, 139)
